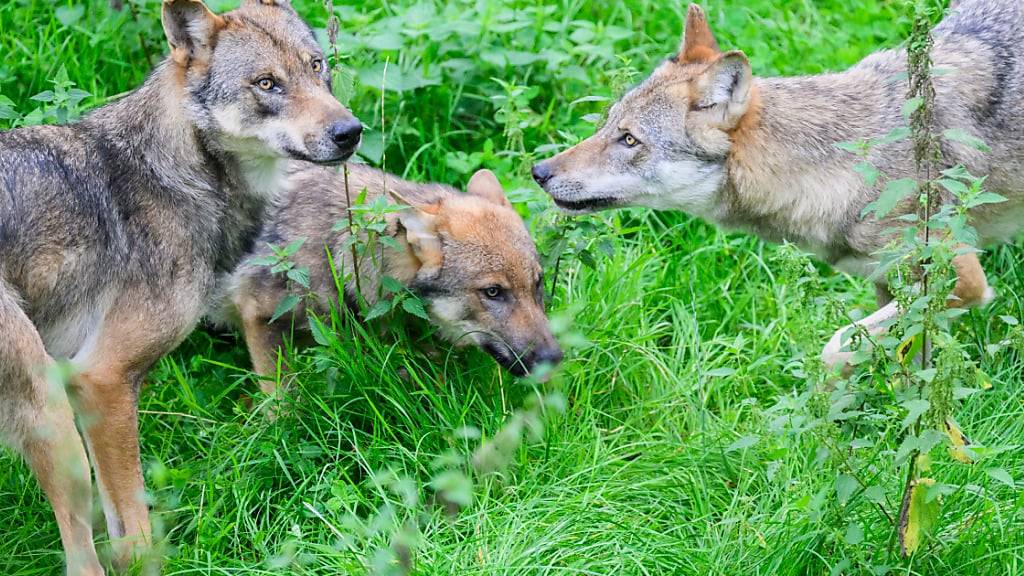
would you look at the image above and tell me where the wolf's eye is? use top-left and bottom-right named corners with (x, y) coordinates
top-left (621, 133), bottom-right (639, 148)
top-left (256, 77), bottom-right (277, 91)
top-left (311, 59), bottom-right (324, 74)
top-left (481, 286), bottom-right (505, 300)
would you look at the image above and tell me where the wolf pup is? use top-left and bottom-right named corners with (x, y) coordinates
top-left (224, 165), bottom-right (563, 397)
top-left (0, 1), bottom-right (360, 573)
top-left (533, 0), bottom-right (1022, 367)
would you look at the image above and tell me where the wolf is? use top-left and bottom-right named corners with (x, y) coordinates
top-left (0, 0), bottom-right (360, 573)
top-left (533, 0), bottom-right (1023, 367)
top-left (222, 165), bottom-right (563, 399)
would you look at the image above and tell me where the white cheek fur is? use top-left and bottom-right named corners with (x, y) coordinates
top-left (639, 160), bottom-right (725, 219)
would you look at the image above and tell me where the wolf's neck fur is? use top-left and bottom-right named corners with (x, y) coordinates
top-left (84, 62), bottom-right (274, 273)
top-left (721, 64), bottom-right (902, 263)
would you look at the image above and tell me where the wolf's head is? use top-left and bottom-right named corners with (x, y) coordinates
top-left (162, 0), bottom-right (361, 165)
top-left (393, 170), bottom-right (562, 377)
top-left (532, 4), bottom-right (753, 218)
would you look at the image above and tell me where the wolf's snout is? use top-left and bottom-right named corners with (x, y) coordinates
top-left (530, 342), bottom-right (564, 368)
top-left (330, 118), bottom-right (363, 152)
top-left (532, 162), bottom-right (553, 187)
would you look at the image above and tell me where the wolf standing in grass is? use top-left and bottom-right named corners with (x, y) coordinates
top-left (534, 0), bottom-right (1022, 366)
top-left (0, 0), bottom-right (360, 573)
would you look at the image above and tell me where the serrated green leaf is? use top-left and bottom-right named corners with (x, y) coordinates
top-left (853, 161), bottom-right (880, 186)
top-left (380, 275), bottom-right (404, 294)
top-left (986, 467), bottom-right (1015, 488)
top-left (844, 521), bottom-right (864, 545)
top-left (725, 435), bottom-right (759, 453)
top-left (836, 474), bottom-right (858, 506)
top-left (269, 294), bottom-right (300, 323)
top-left (943, 128), bottom-right (991, 152)
top-left (281, 237), bottom-right (307, 257)
top-left (364, 300), bottom-right (391, 321)
top-left (402, 297), bottom-right (430, 320)
top-left (901, 399), bottom-right (930, 429)
top-left (864, 178), bottom-right (917, 218)
top-left (287, 267), bottom-right (310, 289)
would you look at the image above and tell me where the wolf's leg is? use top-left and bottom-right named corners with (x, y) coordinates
top-left (75, 360), bottom-right (150, 572)
top-left (949, 252), bottom-right (995, 307)
top-left (0, 287), bottom-right (103, 576)
top-left (240, 311), bottom-right (285, 396)
top-left (822, 252), bottom-right (994, 370)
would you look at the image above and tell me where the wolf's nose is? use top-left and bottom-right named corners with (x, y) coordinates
top-left (532, 162), bottom-right (553, 187)
top-left (532, 344), bottom-right (564, 368)
top-left (329, 118), bottom-right (363, 150)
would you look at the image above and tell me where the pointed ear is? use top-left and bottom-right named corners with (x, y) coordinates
top-left (392, 192), bottom-right (444, 280)
top-left (691, 51), bottom-right (753, 128)
top-left (678, 4), bottom-right (720, 63)
top-left (162, 0), bottom-right (225, 67)
top-left (466, 169), bottom-right (511, 208)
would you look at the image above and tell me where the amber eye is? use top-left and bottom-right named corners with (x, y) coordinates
top-left (482, 286), bottom-right (504, 300)
top-left (622, 133), bottom-right (639, 147)
top-left (311, 59), bottom-right (324, 73)
top-left (256, 77), bottom-right (277, 91)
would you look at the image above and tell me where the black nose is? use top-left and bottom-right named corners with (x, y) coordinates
top-left (530, 343), bottom-right (564, 369)
top-left (329, 118), bottom-right (363, 151)
top-left (532, 162), bottom-right (553, 187)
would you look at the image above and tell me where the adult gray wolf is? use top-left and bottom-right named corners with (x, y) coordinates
top-left (0, 0), bottom-right (361, 573)
top-left (533, 1), bottom-right (1019, 367)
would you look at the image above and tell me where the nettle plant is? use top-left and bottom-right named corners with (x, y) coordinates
top-left (0, 65), bottom-right (90, 128)
top-left (774, 3), bottom-right (1017, 569)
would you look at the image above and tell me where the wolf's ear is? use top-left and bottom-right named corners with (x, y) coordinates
top-left (691, 51), bottom-right (753, 128)
top-left (466, 169), bottom-right (512, 209)
top-left (677, 4), bottom-right (720, 63)
top-left (162, 0), bottom-right (225, 67)
top-left (392, 192), bottom-right (444, 279)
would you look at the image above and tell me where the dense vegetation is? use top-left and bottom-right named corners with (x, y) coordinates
top-left (1, 0), bottom-right (1021, 574)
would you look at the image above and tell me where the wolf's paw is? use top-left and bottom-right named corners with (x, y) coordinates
top-left (981, 285), bottom-right (996, 306)
top-left (821, 325), bottom-right (856, 370)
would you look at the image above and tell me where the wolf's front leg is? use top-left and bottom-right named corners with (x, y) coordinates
top-left (821, 252), bottom-right (994, 371)
top-left (76, 364), bottom-right (151, 572)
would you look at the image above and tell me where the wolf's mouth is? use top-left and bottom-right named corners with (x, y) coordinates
top-left (552, 197), bottom-right (620, 212)
top-left (484, 342), bottom-right (530, 377)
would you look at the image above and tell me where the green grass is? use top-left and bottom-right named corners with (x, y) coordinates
top-left (2, 0), bottom-right (1023, 574)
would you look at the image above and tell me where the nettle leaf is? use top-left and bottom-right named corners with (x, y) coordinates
top-left (864, 178), bottom-right (917, 218)
top-left (943, 128), bottom-right (991, 152)
top-left (864, 485), bottom-right (887, 505)
top-left (844, 522), bottom-right (864, 546)
top-left (901, 399), bottom-right (930, 429)
top-left (270, 294), bottom-right (300, 323)
top-left (875, 125), bottom-right (911, 146)
top-left (986, 467), bottom-right (1015, 489)
top-left (401, 297), bottom-right (430, 320)
top-left (364, 300), bottom-right (391, 321)
top-left (725, 435), bottom-right (759, 453)
top-left (287, 267), bottom-right (310, 289)
top-left (965, 191), bottom-right (1008, 209)
top-left (381, 276), bottom-right (404, 294)
top-left (902, 97), bottom-right (923, 120)
top-left (853, 161), bottom-right (880, 186)
top-left (900, 478), bottom-right (939, 557)
top-left (281, 237), bottom-right (307, 257)
top-left (836, 474), bottom-right (858, 506)
top-left (308, 316), bottom-right (332, 347)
